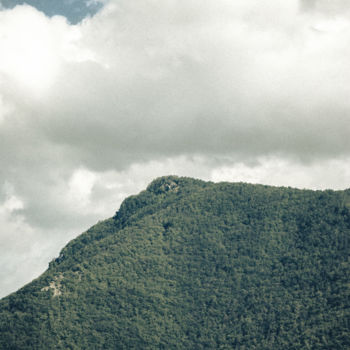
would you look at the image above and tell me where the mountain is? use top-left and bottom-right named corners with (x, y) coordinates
top-left (0, 176), bottom-right (349, 349)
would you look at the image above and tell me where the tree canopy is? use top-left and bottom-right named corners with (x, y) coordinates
top-left (0, 176), bottom-right (349, 349)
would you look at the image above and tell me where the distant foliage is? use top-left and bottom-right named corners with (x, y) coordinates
top-left (0, 176), bottom-right (349, 349)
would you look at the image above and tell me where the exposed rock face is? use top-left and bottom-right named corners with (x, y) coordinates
top-left (41, 273), bottom-right (64, 297)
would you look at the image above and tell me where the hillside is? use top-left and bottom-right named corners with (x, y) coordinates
top-left (0, 176), bottom-right (349, 349)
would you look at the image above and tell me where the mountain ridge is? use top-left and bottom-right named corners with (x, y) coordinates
top-left (0, 176), bottom-right (349, 349)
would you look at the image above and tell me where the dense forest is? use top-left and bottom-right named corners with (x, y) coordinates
top-left (0, 176), bottom-right (349, 349)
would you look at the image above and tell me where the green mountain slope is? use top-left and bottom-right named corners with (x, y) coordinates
top-left (0, 176), bottom-right (349, 349)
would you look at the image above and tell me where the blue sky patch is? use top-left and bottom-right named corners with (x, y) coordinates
top-left (0, 0), bottom-right (104, 23)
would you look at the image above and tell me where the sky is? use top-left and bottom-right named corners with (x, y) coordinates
top-left (0, 0), bottom-right (349, 298)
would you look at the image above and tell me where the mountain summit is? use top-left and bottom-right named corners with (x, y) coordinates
top-left (0, 176), bottom-right (349, 349)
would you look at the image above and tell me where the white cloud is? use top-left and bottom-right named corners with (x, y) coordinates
top-left (1, 1), bottom-right (350, 162)
top-left (211, 157), bottom-right (350, 190)
top-left (0, 6), bottom-right (59, 95)
top-left (67, 168), bottom-right (97, 209)
top-left (0, 5), bottom-right (96, 97)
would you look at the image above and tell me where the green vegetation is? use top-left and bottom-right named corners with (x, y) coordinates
top-left (0, 176), bottom-right (349, 349)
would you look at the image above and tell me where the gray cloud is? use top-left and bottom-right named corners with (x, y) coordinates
top-left (301, 0), bottom-right (350, 14)
top-left (14, 1), bottom-right (349, 169)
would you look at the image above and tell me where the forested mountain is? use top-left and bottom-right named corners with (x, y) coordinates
top-left (0, 176), bottom-right (349, 349)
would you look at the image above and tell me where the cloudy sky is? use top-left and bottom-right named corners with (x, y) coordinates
top-left (0, 0), bottom-right (349, 298)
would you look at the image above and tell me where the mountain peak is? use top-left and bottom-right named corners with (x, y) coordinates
top-left (146, 175), bottom-right (181, 193)
top-left (1, 178), bottom-right (349, 349)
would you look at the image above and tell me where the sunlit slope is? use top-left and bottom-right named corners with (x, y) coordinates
top-left (0, 176), bottom-right (349, 349)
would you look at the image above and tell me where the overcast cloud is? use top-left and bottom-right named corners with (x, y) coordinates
top-left (0, 0), bottom-right (349, 297)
